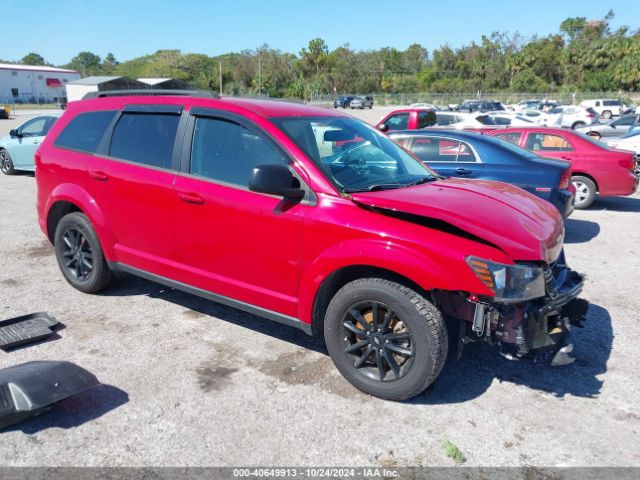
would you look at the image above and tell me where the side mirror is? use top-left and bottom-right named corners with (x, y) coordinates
top-left (9, 129), bottom-right (20, 137)
top-left (249, 164), bottom-right (305, 201)
top-left (377, 123), bottom-right (389, 133)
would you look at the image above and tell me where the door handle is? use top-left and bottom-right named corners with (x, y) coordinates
top-left (456, 168), bottom-right (472, 175)
top-left (178, 192), bottom-right (205, 205)
top-left (88, 170), bottom-right (108, 182)
top-left (561, 156), bottom-right (572, 161)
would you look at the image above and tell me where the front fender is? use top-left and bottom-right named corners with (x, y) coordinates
top-left (45, 184), bottom-right (116, 260)
top-left (297, 238), bottom-right (460, 324)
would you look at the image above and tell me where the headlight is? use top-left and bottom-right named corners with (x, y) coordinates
top-left (466, 256), bottom-right (546, 302)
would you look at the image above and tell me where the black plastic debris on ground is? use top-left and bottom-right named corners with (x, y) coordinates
top-left (0, 313), bottom-right (60, 351)
top-left (0, 361), bottom-right (100, 430)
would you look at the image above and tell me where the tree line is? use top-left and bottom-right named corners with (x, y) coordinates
top-left (6, 10), bottom-right (640, 99)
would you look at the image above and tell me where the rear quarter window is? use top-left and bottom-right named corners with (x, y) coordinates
top-left (54, 110), bottom-right (117, 153)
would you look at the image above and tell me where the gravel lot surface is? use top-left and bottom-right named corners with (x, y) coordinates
top-left (0, 110), bottom-right (639, 467)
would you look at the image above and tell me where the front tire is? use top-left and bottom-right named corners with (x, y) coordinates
top-left (54, 212), bottom-right (114, 293)
top-left (0, 149), bottom-right (15, 175)
top-left (572, 175), bottom-right (597, 209)
top-left (601, 110), bottom-right (612, 120)
top-left (324, 278), bottom-right (448, 401)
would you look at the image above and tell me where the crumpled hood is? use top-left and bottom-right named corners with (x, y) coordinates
top-left (350, 177), bottom-right (564, 263)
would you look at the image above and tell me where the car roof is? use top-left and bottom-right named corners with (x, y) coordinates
top-left (389, 129), bottom-right (486, 140)
top-left (68, 95), bottom-right (346, 119)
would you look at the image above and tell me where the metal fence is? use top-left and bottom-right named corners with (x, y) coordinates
top-left (309, 91), bottom-right (640, 107)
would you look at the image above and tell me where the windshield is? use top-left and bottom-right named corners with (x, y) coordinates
top-left (272, 116), bottom-right (438, 193)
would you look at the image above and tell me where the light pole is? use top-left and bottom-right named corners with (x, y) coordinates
top-left (258, 50), bottom-right (262, 96)
top-left (219, 61), bottom-right (223, 96)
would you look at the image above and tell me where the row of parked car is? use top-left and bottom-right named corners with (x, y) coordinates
top-left (0, 91), bottom-right (633, 401)
top-left (375, 107), bottom-right (639, 209)
top-left (333, 95), bottom-right (374, 109)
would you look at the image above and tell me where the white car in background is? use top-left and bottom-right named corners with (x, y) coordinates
top-left (487, 112), bottom-right (537, 126)
top-left (434, 111), bottom-right (532, 128)
top-left (410, 102), bottom-right (438, 110)
top-left (543, 105), bottom-right (600, 129)
top-left (579, 99), bottom-right (627, 119)
top-left (602, 128), bottom-right (640, 155)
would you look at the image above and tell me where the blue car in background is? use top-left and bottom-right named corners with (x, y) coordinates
top-left (0, 114), bottom-right (59, 175)
top-left (388, 129), bottom-right (575, 218)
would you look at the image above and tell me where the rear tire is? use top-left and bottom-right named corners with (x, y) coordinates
top-left (324, 278), bottom-right (448, 401)
top-left (572, 175), bottom-right (597, 209)
top-left (601, 110), bottom-right (612, 120)
top-left (54, 212), bottom-right (114, 293)
top-left (587, 131), bottom-right (601, 140)
top-left (572, 122), bottom-right (586, 129)
top-left (0, 149), bottom-right (15, 175)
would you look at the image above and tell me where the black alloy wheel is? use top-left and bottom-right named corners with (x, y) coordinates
top-left (341, 301), bottom-right (414, 382)
top-left (60, 227), bottom-right (94, 281)
top-left (54, 212), bottom-right (114, 293)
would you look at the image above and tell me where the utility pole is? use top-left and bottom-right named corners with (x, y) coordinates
top-left (219, 61), bottom-right (223, 96)
top-left (258, 50), bottom-right (262, 96)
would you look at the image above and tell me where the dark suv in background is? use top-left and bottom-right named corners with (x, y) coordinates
top-left (455, 100), bottom-right (505, 112)
top-left (333, 96), bottom-right (354, 108)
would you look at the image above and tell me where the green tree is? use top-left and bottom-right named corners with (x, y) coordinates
top-left (20, 53), bottom-right (46, 66)
top-left (66, 52), bottom-right (102, 76)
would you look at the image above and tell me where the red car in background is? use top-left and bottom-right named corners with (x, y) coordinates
top-left (376, 108), bottom-right (436, 132)
top-left (488, 127), bottom-right (638, 209)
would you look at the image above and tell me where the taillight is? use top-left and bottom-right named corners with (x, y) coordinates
top-left (587, 113), bottom-right (596, 118)
top-left (559, 168), bottom-right (572, 189)
top-left (619, 155), bottom-right (635, 171)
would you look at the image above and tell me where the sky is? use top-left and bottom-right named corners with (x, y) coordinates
top-left (3, 0), bottom-right (639, 66)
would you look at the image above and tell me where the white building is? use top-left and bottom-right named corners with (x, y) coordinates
top-left (0, 63), bottom-right (80, 104)
top-left (65, 76), bottom-right (147, 102)
top-left (138, 78), bottom-right (190, 90)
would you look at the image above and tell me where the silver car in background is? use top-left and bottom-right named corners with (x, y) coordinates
top-left (576, 114), bottom-right (640, 139)
top-left (349, 95), bottom-right (374, 109)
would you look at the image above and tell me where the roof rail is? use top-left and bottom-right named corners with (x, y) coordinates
top-left (82, 89), bottom-right (220, 100)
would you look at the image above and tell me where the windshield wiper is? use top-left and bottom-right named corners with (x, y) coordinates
top-left (344, 183), bottom-right (404, 193)
top-left (405, 176), bottom-right (439, 187)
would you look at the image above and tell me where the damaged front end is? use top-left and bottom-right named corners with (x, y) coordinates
top-left (433, 251), bottom-right (588, 365)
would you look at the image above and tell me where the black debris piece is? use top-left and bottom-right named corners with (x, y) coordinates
top-left (0, 313), bottom-right (60, 351)
top-left (0, 361), bottom-right (99, 430)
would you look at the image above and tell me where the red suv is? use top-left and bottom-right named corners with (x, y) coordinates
top-left (36, 92), bottom-right (587, 400)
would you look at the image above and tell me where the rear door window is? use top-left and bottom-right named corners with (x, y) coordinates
top-left (109, 113), bottom-right (180, 169)
top-left (409, 137), bottom-right (477, 163)
top-left (525, 133), bottom-right (573, 152)
top-left (54, 110), bottom-right (117, 153)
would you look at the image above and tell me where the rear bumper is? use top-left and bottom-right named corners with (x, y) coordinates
top-left (552, 188), bottom-right (575, 218)
top-left (600, 170), bottom-right (639, 196)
